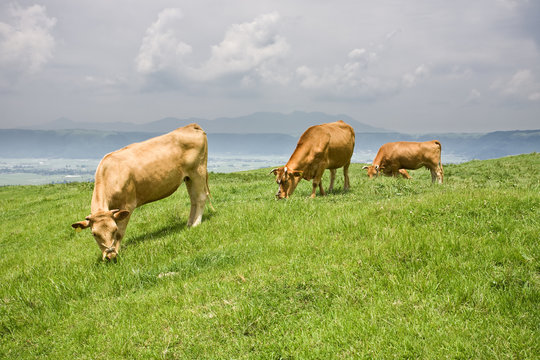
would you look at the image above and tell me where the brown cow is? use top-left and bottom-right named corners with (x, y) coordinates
top-left (72, 123), bottom-right (211, 260)
top-left (270, 120), bottom-right (355, 199)
top-left (363, 140), bottom-right (443, 183)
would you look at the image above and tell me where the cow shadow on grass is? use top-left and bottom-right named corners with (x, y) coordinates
top-left (300, 187), bottom-right (351, 197)
top-left (326, 188), bottom-right (352, 196)
top-left (123, 210), bottom-right (216, 250)
top-left (124, 222), bottom-right (187, 250)
top-left (92, 212), bottom-right (216, 264)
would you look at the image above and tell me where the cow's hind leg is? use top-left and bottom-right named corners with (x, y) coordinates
top-left (429, 164), bottom-right (443, 184)
top-left (429, 168), bottom-right (437, 183)
top-left (437, 162), bottom-right (444, 184)
top-left (343, 163), bottom-right (350, 191)
top-left (185, 170), bottom-right (208, 227)
top-left (328, 169), bottom-right (336, 192)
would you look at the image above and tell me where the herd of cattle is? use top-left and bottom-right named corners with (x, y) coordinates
top-left (72, 121), bottom-right (443, 260)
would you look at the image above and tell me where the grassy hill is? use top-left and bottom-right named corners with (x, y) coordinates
top-left (0, 154), bottom-right (538, 358)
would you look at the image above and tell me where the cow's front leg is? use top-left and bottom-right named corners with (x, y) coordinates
top-left (311, 181), bottom-right (318, 198)
top-left (310, 180), bottom-right (326, 198)
top-left (319, 181), bottom-right (326, 196)
top-left (328, 169), bottom-right (336, 192)
top-left (399, 169), bottom-right (411, 179)
top-left (185, 170), bottom-right (207, 227)
top-left (311, 168), bottom-right (327, 198)
top-left (113, 214), bottom-right (131, 255)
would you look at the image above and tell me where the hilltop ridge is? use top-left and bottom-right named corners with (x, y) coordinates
top-left (17, 111), bottom-right (387, 135)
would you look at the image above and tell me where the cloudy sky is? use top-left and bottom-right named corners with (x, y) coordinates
top-left (1, 0), bottom-right (539, 133)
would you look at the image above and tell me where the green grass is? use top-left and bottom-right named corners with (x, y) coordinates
top-left (1, 153), bottom-right (539, 359)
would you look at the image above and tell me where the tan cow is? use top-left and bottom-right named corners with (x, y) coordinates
top-left (72, 123), bottom-right (211, 260)
top-left (363, 140), bottom-right (443, 183)
top-left (270, 120), bottom-right (355, 199)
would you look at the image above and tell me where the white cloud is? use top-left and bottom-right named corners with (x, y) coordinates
top-left (504, 69), bottom-right (533, 95)
top-left (136, 10), bottom-right (289, 88)
top-left (197, 12), bottom-right (289, 81)
top-left (402, 64), bottom-right (429, 88)
top-left (297, 45), bottom-right (428, 100)
top-left (135, 8), bottom-right (192, 75)
top-left (496, 0), bottom-right (529, 10)
top-left (0, 4), bottom-right (56, 78)
top-left (466, 88), bottom-right (482, 104)
top-left (246, 62), bottom-right (291, 87)
top-left (296, 63), bottom-right (399, 101)
top-left (491, 69), bottom-right (540, 102)
top-left (83, 75), bottom-right (127, 90)
top-left (297, 49), bottom-right (377, 91)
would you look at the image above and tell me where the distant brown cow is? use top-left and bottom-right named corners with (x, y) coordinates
top-left (270, 120), bottom-right (355, 199)
top-left (363, 140), bottom-right (443, 183)
top-left (72, 123), bottom-right (211, 260)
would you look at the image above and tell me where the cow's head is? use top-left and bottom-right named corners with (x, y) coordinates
top-left (362, 165), bottom-right (380, 178)
top-left (71, 209), bottom-right (130, 261)
top-left (270, 166), bottom-right (303, 199)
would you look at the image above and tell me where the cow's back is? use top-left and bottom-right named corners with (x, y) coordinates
top-left (324, 121), bottom-right (355, 169)
top-left (289, 120), bottom-right (354, 171)
top-left (378, 140), bottom-right (440, 169)
top-left (93, 124), bottom-right (207, 209)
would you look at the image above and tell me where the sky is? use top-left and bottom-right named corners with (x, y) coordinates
top-left (0, 0), bottom-right (539, 133)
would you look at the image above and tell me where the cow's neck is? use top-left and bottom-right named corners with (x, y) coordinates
top-left (285, 153), bottom-right (307, 172)
top-left (90, 183), bottom-right (111, 214)
top-left (285, 146), bottom-right (314, 179)
top-left (372, 152), bottom-right (384, 167)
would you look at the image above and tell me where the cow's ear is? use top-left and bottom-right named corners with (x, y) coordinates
top-left (112, 210), bottom-right (130, 221)
top-left (292, 170), bottom-right (303, 177)
top-left (269, 168), bottom-right (279, 175)
top-left (72, 220), bottom-right (90, 231)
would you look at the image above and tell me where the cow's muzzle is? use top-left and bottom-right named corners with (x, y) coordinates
top-left (102, 242), bottom-right (118, 261)
top-left (275, 191), bottom-right (287, 200)
top-left (103, 250), bottom-right (117, 261)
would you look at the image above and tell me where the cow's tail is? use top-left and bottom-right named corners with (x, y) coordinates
top-left (205, 171), bottom-right (215, 212)
top-left (433, 140), bottom-right (442, 160)
top-left (434, 140), bottom-right (444, 183)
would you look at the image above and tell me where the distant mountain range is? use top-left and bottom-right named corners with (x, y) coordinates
top-left (1, 111), bottom-right (538, 162)
top-left (0, 127), bottom-right (538, 161)
top-left (21, 111), bottom-right (388, 135)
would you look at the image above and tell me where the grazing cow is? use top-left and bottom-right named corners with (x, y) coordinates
top-left (71, 123), bottom-right (211, 260)
top-left (363, 140), bottom-right (443, 183)
top-left (270, 120), bottom-right (355, 199)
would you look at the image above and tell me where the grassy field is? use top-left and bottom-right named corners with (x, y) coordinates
top-left (0, 154), bottom-right (538, 359)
